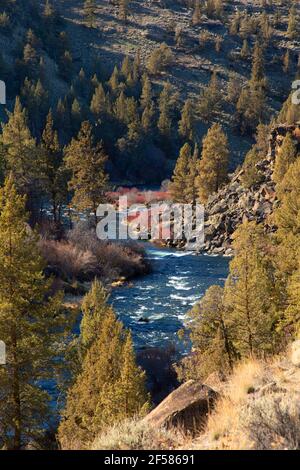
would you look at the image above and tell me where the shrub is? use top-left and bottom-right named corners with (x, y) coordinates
top-left (90, 418), bottom-right (184, 450)
top-left (241, 393), bottom-right (300, 450)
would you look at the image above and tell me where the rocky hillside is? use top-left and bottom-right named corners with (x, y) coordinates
top-left (201, 122), bottom-right (300, 255)
top-left (91, 340), bottom-right (300, 450)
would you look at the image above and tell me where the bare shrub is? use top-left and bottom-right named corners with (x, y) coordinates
top-left (67, 222), bottom-right (149, 281)
top-left (242, 393), bottom-right (300, 450)
top-left (39, 239), bottom-right (97, 281)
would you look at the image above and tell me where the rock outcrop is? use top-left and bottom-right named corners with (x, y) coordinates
top-left (200, 123), bottom-right (300, 255)
top-left (143, 380), bottom-right (218, 433)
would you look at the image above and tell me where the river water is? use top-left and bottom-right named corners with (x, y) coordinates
top-left (109, 244), bottom-right (230, 354)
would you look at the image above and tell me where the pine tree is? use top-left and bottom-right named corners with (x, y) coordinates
top-left (83, 0), bottom-right (97, 28)
top-left (64, 121), bottom-right (109, 224)
top-left (250, 41), bottom-right (266, 87)
top-left (119, 0), bottom-right (129, 22)
top-left (58, 308), bottom-right (149, 449)
top-left (284, 259), bottom-right (300, 337)
top-left (185, 144), bottom-right (199, 205)
top-left (71, 98), bottom-right (82, 132)
top-left (169, 143), bottom-right (192, 203)
top-left (274, 157), bottom-right (300, 277)
top-left (141, 102), bottom-right (155, 133)
top-left (180, 285), bottom-right (235, 380)
top-left (114, 332), bottom-right (149, 419)
top-left (41, 110), bottom-right (67, 223)
top-left (0, 97), bottom-right (38, 192)
top-left (140, 74), bottom-right (152, 109)
top-left (196, 123), bottom-right (229, 203)
top-left (157, 82), bottom-right (176, 137)
top-left (178, 99), bottom-right (195, 142)
top-left (80, 279), bottom-right (114, 352)
top-left (192, 0), bottom-right (202, 26)
top-left (0, 176), bottom-right (68, 449)
top-left (236, 84), bottom-right (266, 134)
top-left (287, 3), bottom-right (298, 40)
top-left (90, 83), bottom-right (107, 117)
top-left (224, 221), bottom-right (275, 357)
top-left (273, 132), bottom-right (298, 185)
top-left (147, 43), bottom-right (174, 76)
top-left (108, 65), bottom-right (119, 93)
top-left (240, 39), bottom-right (250, 60)
top-left (283, 50), bottom-right (290, 74)
top-left (198, 71), bottom-right (222, 121)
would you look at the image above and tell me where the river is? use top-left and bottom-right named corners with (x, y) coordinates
top-left (109, 244), bottom-right (230, 355)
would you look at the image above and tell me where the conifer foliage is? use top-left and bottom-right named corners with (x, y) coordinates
top-left (0, 176), bottom-right (69, 449)
top-left (58, 283), bottom-right (149, 450)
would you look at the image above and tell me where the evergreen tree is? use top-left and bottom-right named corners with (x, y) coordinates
top-left (0, 176), bottom-right (68, 449)
top-left (178, 99), bottom-right (195, 142)
top-left (287, 3), bottom-right (298, 40)
top-left (119, 0), bottom-right (129, 22)
top-left (108, 66), bottom-right (119, 93)
top-left (58, 307), bottom-right (148, 449)
top-left (83, 0), bottom-right (97, 28)
top-left (224, 221), bottom-right (275, 357)
top-left (196, 123), bottom-right (229, 203)
top-left (284, 259), bottom-right (300, 336)
top-left (64, 121), bottom-right (109, 224)
top-left (198, 71), bottom-right (222, 121)
top-left (157, 82), bottom-right (176, 137)
top-left (273, 132), bottom-right (298, 185)
top-left (179, 285), bottom-right (235, 380)
top-left (250, 41), bottom-right (266, 87)
top-left (41, 110), bottom-right (67, 224)
top-left (90, 83), bottom-right (108, 117)
top-left (169, 143), bottom-right (192, 203)
top-left (236, 84), bottom-right (266, 134)
top-left (80, 279), bottom-right (114, 352)
top-left (140, 74), bottom-right (152, 109)
top-left (0, 97), bottom-right (38, 192)
top-left (192, 0), bottom-right (202, 26)
top-left (274, 157), bottom-right (300, 277)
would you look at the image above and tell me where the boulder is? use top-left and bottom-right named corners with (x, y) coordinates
top-left (143, 380), bottom-right (218, 433)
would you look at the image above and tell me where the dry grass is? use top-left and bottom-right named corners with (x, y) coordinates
top-left (193, 356), bottom-right (300, 450)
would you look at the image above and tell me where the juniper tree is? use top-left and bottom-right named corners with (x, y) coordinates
top-left (58, 307), bottom-right (149, 449)
top-left (0, 176), bottom-right (69, 449)
top-left (283, 259), bottom-right (300, 337)
top-left (83, 0), bottom-right (97, 28)
top-left (157, 82), bottom-right (176, 137)
top-left (64, 121), bottom-right (109, 224)
top-left (196, 123), bottom-right (229, 203)
top-left (198, 71), bottom-right (222, 121)
top-left (169, 143), bottom-right (192, 203)
top-left (0, 97), bottom-right (38, 193)
top-left (274, 157), bottom-right (300, 277)
top-left (224, 221), bottom-right (276, 358)
top-left (41, 110), bottom-right (67, 223)
top-left (287, 3), bottom-right (298, 40)
top-left (178, 99), bottom-right (195, 142)
top-left (273, 132), bottom-right (298, 185)
top-left (192, 0), bottom-right (202, 26)
top-left (90, 83), bottom-right (107, 117)
top-left (119, 0), bottom-right (129, 22)
top-left (80, 279), bottom-right (114, 352)
top-left (179, 285), bottom-right (235, 381)
top-left (250, 41), bottom-right (266, 87)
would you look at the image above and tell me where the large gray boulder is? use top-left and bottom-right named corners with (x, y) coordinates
top-left (143, 380), bottom-right (218, 433)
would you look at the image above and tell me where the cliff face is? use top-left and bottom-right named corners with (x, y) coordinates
top-left (201, 123), bottom-right (300, 256)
